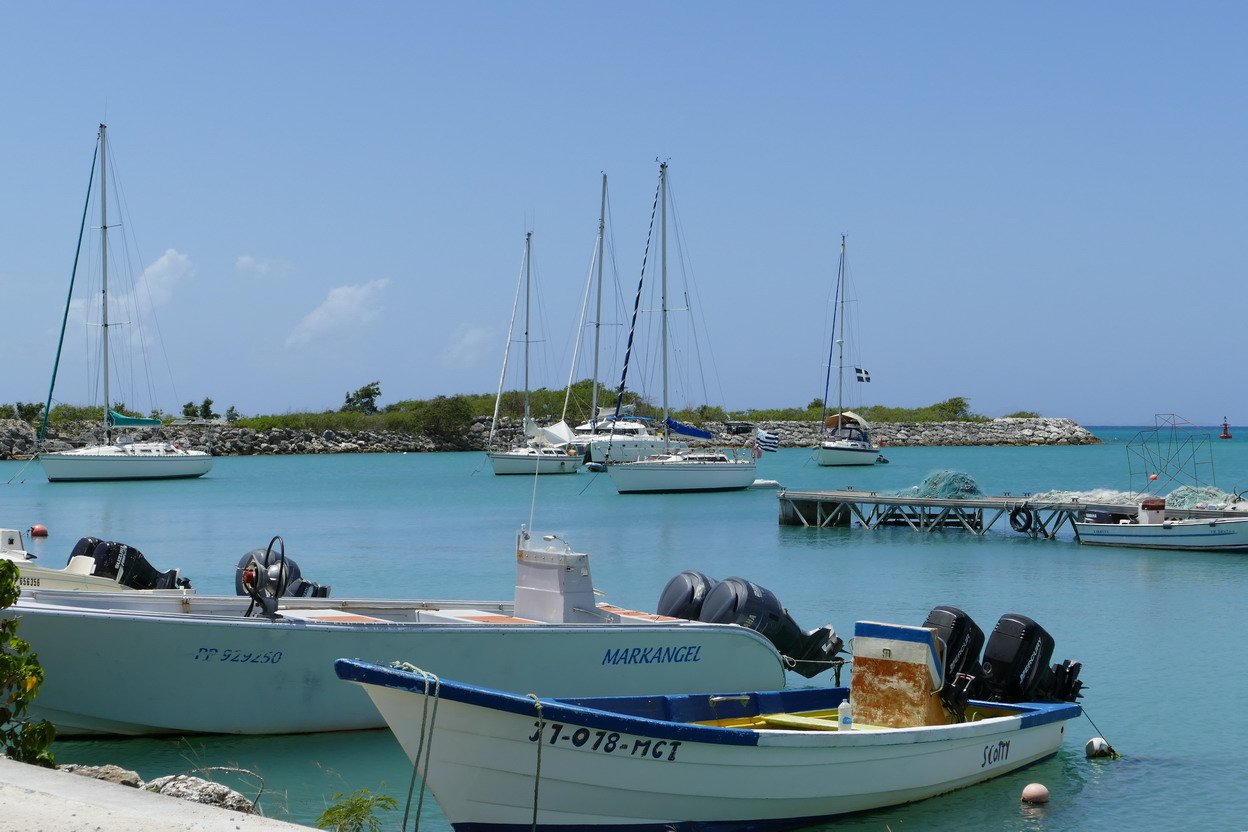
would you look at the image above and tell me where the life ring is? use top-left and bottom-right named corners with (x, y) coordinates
top-left (751, 445), bottom-right (763, 459)
top-left (1009, 506), bottom-right (1035, 533)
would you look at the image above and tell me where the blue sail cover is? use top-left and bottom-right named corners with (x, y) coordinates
top-left (664, 417), bottom-right (712, 440)
top-left (108, 410), bottom-right (162, 427)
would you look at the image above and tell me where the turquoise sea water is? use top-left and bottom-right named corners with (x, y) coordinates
top-left (3, 428), bottom-right (1247, 831)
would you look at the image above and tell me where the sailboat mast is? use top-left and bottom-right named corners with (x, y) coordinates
top-left (522, 231), bottom-right (532, 424)
top-left (591, 174), bottom-right (606, 427)
top-left (835, 234), bottom-right (846, 421)
top-left (99, 123), bottom-right (112, 443)
top-left (659, 163), bottom-right (670, 449)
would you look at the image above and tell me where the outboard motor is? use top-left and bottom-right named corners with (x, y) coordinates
top-left (656, 571), bottom-right (719, 619)
top-left (88, 540), bottom-right (188, 590)
top-left (236, 536), bottom-right (330, 617)
top-left (922, 605), bottom-right (985, 719)
top-left (68, 536), bottom-right (104, 563)
top-left (980, 614), bottom-right (1083, 703)
top-left (696, 577), bottom-right (843, 679)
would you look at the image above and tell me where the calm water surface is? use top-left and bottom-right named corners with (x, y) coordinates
top-left (2, 428), bottom-right (1245, 831)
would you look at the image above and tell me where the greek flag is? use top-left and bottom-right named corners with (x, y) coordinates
top-left (855, 367), bottom-right (871, 383)
top-left (755, 428), bottom-right (779, 453)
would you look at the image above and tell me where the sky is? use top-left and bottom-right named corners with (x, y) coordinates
top-left (2, 2), bottom-right (1244, 427)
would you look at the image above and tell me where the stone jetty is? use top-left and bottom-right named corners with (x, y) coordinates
top-left (0, 416), bottom-right (1099, 461)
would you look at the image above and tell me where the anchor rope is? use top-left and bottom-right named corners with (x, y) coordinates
top-left (392, 663), bottom-right (441, 831)
top-left (527, 693), bottom-right (544, 832)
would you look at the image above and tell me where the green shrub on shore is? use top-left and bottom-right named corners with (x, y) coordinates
top-left (0, 561), bottom-right (57, 767)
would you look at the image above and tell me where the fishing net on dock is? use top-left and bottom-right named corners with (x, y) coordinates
top-left (1164, 485), bottom-right (1248, 511)
top-left (897, 470), bottom-right (985, 500)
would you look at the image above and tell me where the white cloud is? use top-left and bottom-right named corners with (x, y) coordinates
top-left (235, 255), bottom-right (290, 277)
top-left (285, 278), bottom-right (391, 348)
top-left (130, 248), bottom-right (192, 308)
top-left (441, 324), bottom-right (494, 368)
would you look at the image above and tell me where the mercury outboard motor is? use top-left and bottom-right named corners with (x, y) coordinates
top-left (980, 613), bottom-right (1083, 703)
top-left (922, 605), bottom-right (985, 719)
top-left (656, 571), bottom-right (719, 620)
top-left (86, 539), bottom-right (188, 590)
top-left (236, 536), bottom-right (330, 617)
top-left (696, 576), bottom-right (843, 679)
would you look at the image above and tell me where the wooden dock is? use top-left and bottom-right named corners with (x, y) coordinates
top-left (777, 489), bottom-right (1242, 539)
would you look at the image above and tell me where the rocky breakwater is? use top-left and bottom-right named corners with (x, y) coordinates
top-left (731, 417), bottom-right (1101, 449)
top-left (0, 416), bottom-right (1099, 461)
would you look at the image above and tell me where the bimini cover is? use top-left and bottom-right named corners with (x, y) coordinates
top-left (825, 410), bottom-right (868, 429)
top-left (108, 410), bottom-right (162, 427)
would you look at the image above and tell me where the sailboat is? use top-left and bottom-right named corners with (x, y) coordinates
top-left (486, 232), bottom-right (581, 475)
top-left (814, 235), bottom-right (884, 467)
top-left (37, 125), bottom-right (212, 483)
top-left (569, 174), bottom-right (685, 464)
top-left (605, 163), bottom-right (757, 494)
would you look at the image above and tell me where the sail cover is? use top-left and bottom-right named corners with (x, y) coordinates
top-left (664, 417), bottom-right (713, 440)
top-left (108, 410), bottom-right (162, 427)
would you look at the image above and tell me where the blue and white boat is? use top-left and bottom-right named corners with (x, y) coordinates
top-left (336, 615), bottom-right (1084, 831)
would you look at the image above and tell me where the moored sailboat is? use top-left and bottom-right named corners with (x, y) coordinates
top-left (486, 232), bottom-right (581, 475)
top-left (37, 124), bottom-right (212, 482)
top-left (604, 164), bottom-right (756, 493)
top-left (814, 235), bottom-right (884, 467)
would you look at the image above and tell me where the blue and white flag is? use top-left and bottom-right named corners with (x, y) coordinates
top-left (755, 427), bottom-right (779, 453)
top-left (855, 367), bottom-right (871, 383)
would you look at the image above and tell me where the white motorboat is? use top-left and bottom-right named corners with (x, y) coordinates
top-left (814, 236), bottom-right (885, 467)
top-left (1, 528), bottom-right (191, 593)
top-left (337, 613), bottom-right (1083, 832)
top-left (572, 416), bottom-right (685, 464)
top-left (486, 232), bottom-right (581, 475)
top-left (3, 528), bottom-right (808, 736)
top-left (604, 164), bottom-right (757, 493)
top-left (36, 124), bottom-right (211, 482)
top-left (1074, 497), bottom-right (1248, 551)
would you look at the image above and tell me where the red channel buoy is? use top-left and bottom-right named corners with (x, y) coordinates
top-left (29, 524), bottom-right (49, 537)
top-left (1220, 418), bottom-right (1232, 439)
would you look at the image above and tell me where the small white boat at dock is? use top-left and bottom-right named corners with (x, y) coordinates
top-left (1074, 497), bottom-right (1248, 552)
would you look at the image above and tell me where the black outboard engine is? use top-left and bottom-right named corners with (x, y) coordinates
top-left (86, 539), bottom-right (188, 590)
top-left (696, 577), bottom-right (843, 679)
top-left (656, 571), bottom-right (719, 619)
top-left (236, 536), bottom-right (330, 617)
top-left (922, 605), bottom-right (985, 719)
top-left (68, 536), bottom-right (103, 563)
top-left (980, 613), bottom-right (1083, 703)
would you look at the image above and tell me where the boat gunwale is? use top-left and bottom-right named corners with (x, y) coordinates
top-left (335, 659), bottom-right (1081, 747)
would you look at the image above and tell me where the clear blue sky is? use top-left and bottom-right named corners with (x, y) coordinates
top-left (2, 2), bottom-right (1244, 427)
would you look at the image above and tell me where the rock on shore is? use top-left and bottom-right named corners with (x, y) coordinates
top-left (0, 416), bottom-right (1099, 461)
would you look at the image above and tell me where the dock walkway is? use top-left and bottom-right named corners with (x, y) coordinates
top-left (777, 489), bottom-right (1243, 539)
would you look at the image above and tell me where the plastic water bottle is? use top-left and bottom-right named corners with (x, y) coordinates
top-left (838, 698), bottom-right (853, 731)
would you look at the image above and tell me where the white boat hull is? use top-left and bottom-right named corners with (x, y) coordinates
top-left (1073, 517), bottom-right (1248, 551)
top-left (578, 436), bottom-right (680, 464)
top-left (4, 591), bottom-right (786, 736)
top-left (814, 441), bottom-right (881, 467)
top-left (339, 661), bottom-right (1079, 832)
top-left (487, 449), bottom-right (582, 475)
top-left (607, 456), bottom-right (758, 494)
top-left (40, 444), bottom-right (212, 481)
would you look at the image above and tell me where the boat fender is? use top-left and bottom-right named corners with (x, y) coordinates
top-left (1009, 507), bottom-right (1034, 533)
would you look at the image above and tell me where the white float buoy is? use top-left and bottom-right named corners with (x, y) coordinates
top-left (1085, 736), bottom-right (1114, 758)
top-left (1021, 782), bottom-right (1050, 804)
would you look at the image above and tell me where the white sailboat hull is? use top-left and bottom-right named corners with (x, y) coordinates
top-left (39, 444), bottom-right (212, 482)
top-left (487, 449), bottom-right (582, 475)
top-left (814, 441), bottom-right (880, 467)
top-left (5, 590), bottom-right (786, 736)
top-left (339, 661), bottom-right (1079, 832)
top-left (607, 455), bottom-right (758, 494)
top-left (1073, 517), bottom-right (1248, 551)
